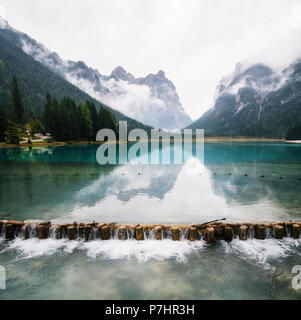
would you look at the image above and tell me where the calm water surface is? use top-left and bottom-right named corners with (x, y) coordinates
top-left (0, 142), bottom-right (301, 299)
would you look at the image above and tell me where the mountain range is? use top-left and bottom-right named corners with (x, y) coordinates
top-left (0, 16), bottom-right (191, 130)
top-left (1, 15), bottom-right (301, 138)
top-left (187, 60), bottom-right (301, 138)
top-left (0, 19), bottom-right (155, 134)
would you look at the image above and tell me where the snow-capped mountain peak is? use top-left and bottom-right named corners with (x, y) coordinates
top-left (0, 17), bottom-right (192, 130)
top-left (214, 61), bottom-right (290, 104)
top-left (0, 16), bottom-right (13, 30)
top-left (110, 66), bottom-right (135, 82)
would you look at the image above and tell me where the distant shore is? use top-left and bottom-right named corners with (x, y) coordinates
top-left (0, 141), bottom-right (103, 148)
top-left (204, 137), bottom-right (285, 142)
top-left (0, 137), bottom-right (289, 148)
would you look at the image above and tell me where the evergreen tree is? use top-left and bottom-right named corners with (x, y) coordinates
top-left (6, 103), bottom-right (15, 122)
top-left (42, 94), bottom-right (118, 142)
top-left (5, 121), bottom-right (20, 144)
top-left (87, 101), bottom-right (98, 138)
top-left (80, 102), bottom-right (93, 140)
top-left (44, 94), bottom-right (53, 133)
top-left (52, 98), bottom-right (60, 139)
top-left (98, 107), bottom-right (117, 133)
top-left (58, 99), bottom-right (70, 140)
top-left (286, 123), bottom-right (301, 140)
top-left (11, 76), bottom-right (24, 124)
top-left (66, 98), bottom-right (81, 141)
top-left (0, 107), bottom-right (8, 142)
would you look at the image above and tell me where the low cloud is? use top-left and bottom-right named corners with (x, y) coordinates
top-left (2, 0), bottom-right (301, 119)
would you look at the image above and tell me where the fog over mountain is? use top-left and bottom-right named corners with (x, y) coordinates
top-left (1, 0), bottom-right (301, 121)
top-left (0, 16), bottom-right (191, 130)
top-left (187, 59), bottom-right (301, 138)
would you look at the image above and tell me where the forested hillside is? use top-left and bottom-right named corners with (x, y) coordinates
top-left (0, 32), bottom-right (151, 133)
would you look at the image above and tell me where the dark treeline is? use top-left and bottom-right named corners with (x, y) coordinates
top-left (44, 94), bottom-right (117, 141)
top-left (0, 76), bottom-right (118, 144)
top-left (0, 76), bottom-right (24, 144)
top-left (286, 122), bottom-right (301, 140)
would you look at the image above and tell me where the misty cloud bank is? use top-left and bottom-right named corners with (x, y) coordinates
top-left (1, 0), bottom-right (301, 120)
top-left (19, 31), bottom-right (191, 130)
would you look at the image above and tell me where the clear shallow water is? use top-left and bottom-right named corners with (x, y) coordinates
top-left (0, 142), bottom-right (301, 299)
top-left (1, 237), bottom-right (301, 299)
top-left (0, 142), bottom-right (301, 223)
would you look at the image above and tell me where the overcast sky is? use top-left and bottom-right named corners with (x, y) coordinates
top-left (1, 0), bottom-right (301, 120)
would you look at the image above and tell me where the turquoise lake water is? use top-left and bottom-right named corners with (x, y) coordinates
top-left (0, 142), bottom-right (301, 299)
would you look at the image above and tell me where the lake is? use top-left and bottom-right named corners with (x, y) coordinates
top-left (0, 142), bottom-right (301, 299)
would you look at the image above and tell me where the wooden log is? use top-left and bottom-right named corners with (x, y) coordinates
top-left (274, 225), bottom-right (285, 239)
top-left (101, 225), bottom-right (111, 240)
top-left (135, 226), bottom-right (144, 241)
top-left (170, 227), bottom-right (181, 241)
top-left (239, 225), bottom-right (248, 241)
top-left (224, 226), bottom-right (233, 242)
top-left (84, 225), bottom-right (92, 241)
top-left (67, 225), bottom-right (76, 240)
top-left (59, 225), bottom-right (68, 238)
top-left (36, 224), bottom-right (48, 239)
top-left (24, 224), bottom-right (30, 239)
top-left (153, 226), bottom-right (162, 240)
top-left (78, 224), bottom-right (86, 238)
top-left (291, 224), bottom-right (300, 239)
top-left (188, 227), bottom-right (197, 241)
top-left (214, 225), bottom-right (224, 240)
top-left (5, 223), bottom-right (15, 240)
top-left (54, 225), bottom-right (61, 240)
top-left (254, 225), bottom-right (266, 240)
top-left (0, 219), bottom-right (301, 242)
top-left (118, 226), bottom-right (128, 240)
top-left (206, 227), bottom-right (215, 244)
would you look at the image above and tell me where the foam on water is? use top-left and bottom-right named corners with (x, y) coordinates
top-left (0, 238), bottom-right (206, 263)
top-left (1, 238), bottom-right (69, 259)
top-left (1, 237), bottom-right (301, 267)
top-left (222, 238), bottom-right (301, 270)
top-left (80, 239), bottom-right (205, 263)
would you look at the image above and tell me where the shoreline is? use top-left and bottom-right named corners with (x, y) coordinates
top-left (0, 137), bottom-right (286, 148)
